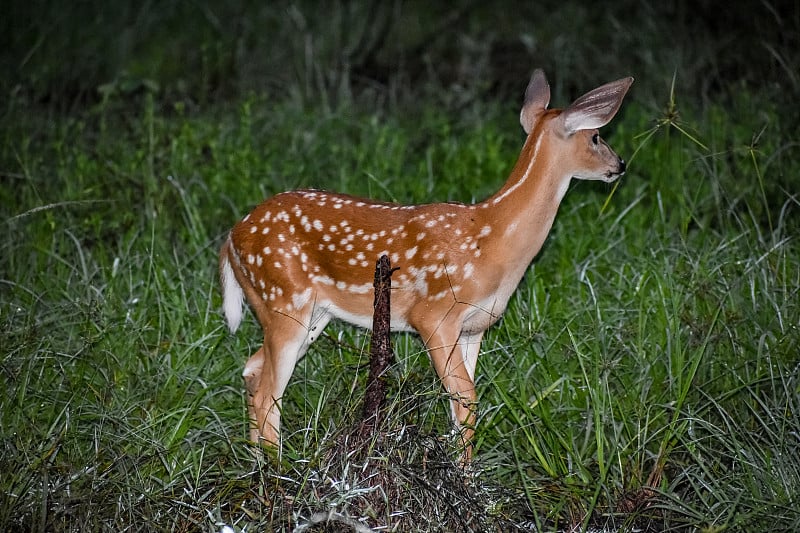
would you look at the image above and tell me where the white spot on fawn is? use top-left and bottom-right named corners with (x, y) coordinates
top-left (463, 262), bottom-right (475, 278)
top-left (408, 266), bottom-right (429, 296)
top-left (431, 288), bottom-right (452, 301)
top-left (292, 288), bottom-right (312, 310)
top-left (347, 283), bottom-right (372, 294)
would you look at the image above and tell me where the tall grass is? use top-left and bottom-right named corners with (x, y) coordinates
top-left (2, 1), bottom-right (799, 531)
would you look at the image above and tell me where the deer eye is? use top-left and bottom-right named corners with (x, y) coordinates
top-left (591, 133), bottom-right (599, 145)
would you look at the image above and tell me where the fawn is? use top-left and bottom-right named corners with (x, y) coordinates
top-left (220, 69), bottom-right (633, 459)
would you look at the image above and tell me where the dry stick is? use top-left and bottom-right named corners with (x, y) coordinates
top-left (360, 255), bottom-right (397, 437)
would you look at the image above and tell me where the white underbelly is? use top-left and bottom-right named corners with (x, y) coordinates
top-left (322, 300), bottom-right (414, 332)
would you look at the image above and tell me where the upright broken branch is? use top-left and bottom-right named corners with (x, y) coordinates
top-left (360, 254), bottom-right (396, 436)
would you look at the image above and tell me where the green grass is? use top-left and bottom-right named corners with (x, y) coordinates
top-left (2, 1), bottom-right (800, 531)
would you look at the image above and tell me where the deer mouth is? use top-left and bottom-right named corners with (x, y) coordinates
top-left (603, 159), bottom-right (626, 181)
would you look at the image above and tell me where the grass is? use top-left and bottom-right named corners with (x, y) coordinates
top-left (2, 1), bottom-right (800, 531)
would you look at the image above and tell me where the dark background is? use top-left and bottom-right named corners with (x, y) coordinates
top-left (3, 1), bottom-right (798, 115)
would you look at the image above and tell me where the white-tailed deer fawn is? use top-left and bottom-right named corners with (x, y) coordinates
top-left (220, 69), bottom-right (633, 459)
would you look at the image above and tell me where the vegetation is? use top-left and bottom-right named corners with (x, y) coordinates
top-left (1, 1), bottom-right (798, 531)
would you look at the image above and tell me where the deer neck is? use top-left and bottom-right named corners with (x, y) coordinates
top-left (477, 122), bottom-right (572, 268)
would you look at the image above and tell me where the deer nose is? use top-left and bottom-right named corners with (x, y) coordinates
top-left (618, 158), bottom-right (626, 174)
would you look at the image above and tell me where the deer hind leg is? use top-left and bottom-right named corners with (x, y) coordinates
top-left (243, 347), bottom-right (266, 443)
top-left (247, 310), bottom-right (331, 446)
top-left (418, 321), bottom-right (477, 460)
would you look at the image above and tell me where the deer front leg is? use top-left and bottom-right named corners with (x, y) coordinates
top-left (458, 330), bottom-right (485, 382)
top-left (418, 322), bottom-right (478, 460)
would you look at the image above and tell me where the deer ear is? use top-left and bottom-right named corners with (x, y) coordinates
top-left (520, 69), bottom-right (550, 134)
top-left (560, 76), bottom-right (634, 134)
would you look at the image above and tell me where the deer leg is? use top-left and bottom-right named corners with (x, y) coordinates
top-left (249, 330), bottom-right (303, 446)
top-left (418, 322), bottom-right (477, 460)
top-left (250, 342), bottom-right (295, 446)
top-left (243, 346), bottom-right (265, 443)
top-left (458, 331), bottom-right (485, 382)
top-left (249, 310), bottom-right (330, 446)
